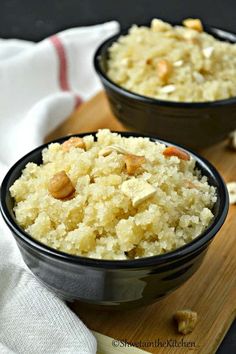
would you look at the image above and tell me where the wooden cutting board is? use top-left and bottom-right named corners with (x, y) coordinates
top-left (47, 91), bottom-right (236, 354)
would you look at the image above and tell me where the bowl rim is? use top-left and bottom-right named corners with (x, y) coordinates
top-left (94, 23), bottom-right (236, 108)
top-left (0, 131), bottom-right (229, 269)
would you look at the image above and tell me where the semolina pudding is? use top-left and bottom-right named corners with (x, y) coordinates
top-left (10, 130), bottom-right (217, 260)
top-left (107, 18), bottom-right (236, 102)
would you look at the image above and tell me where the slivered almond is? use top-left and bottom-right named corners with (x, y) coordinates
top-left (160, 85), bottom-right (176, 93)
top-left (202, 46), bottom-right (214, 58)
top-left (99, 145), bottom-right (130, 157)
top-left (173, 60), bottom-right (183, 67)
top-left (121, 179), bottom-right (156, 207)
top-left (163, 146), bottom-right (190, 161)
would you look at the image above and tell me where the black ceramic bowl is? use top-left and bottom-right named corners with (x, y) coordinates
top-left (0, 132), bottom-right (229, 309)
top-left (94, 25), bottom-right (236, 150)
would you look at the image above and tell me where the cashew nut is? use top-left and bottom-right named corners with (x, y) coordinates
top-left (163, 146), bottom-right (190, 161)
top-left (174, 309), bottom-right (198, 334)
top-left (157, 59), bottom-right (172, 83)
top-left (183, 18), bottom-right (203, 32)
top-left (48, 171), bottom-right (75, 200)
top-left (123, 154), bottom-right (146, 175)
top-left (62, 137), bottom-right (85, 152)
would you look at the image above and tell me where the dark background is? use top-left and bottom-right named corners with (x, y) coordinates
top-left (0, 0), bottom-right (235, 352)
top-left (1, 0), bottom-right (236, 41)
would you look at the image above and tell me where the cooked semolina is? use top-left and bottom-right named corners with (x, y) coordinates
top-left (107, 18), bottom-right (236, 102)
top-left (10, 130), bottom-right (217, 260)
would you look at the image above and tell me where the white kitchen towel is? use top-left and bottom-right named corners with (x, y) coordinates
top-left (0, 21), bottom-right (119, 354)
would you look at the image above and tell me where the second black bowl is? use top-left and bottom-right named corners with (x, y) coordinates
top-left (94, 24), bottom-right (236, 150)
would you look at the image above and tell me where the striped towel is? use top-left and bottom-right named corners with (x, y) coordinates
top-left (0, 21), bottom-right (119, 354)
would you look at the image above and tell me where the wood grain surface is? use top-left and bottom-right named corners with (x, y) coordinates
top-left (48, 91), bottom-right (236, 354)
